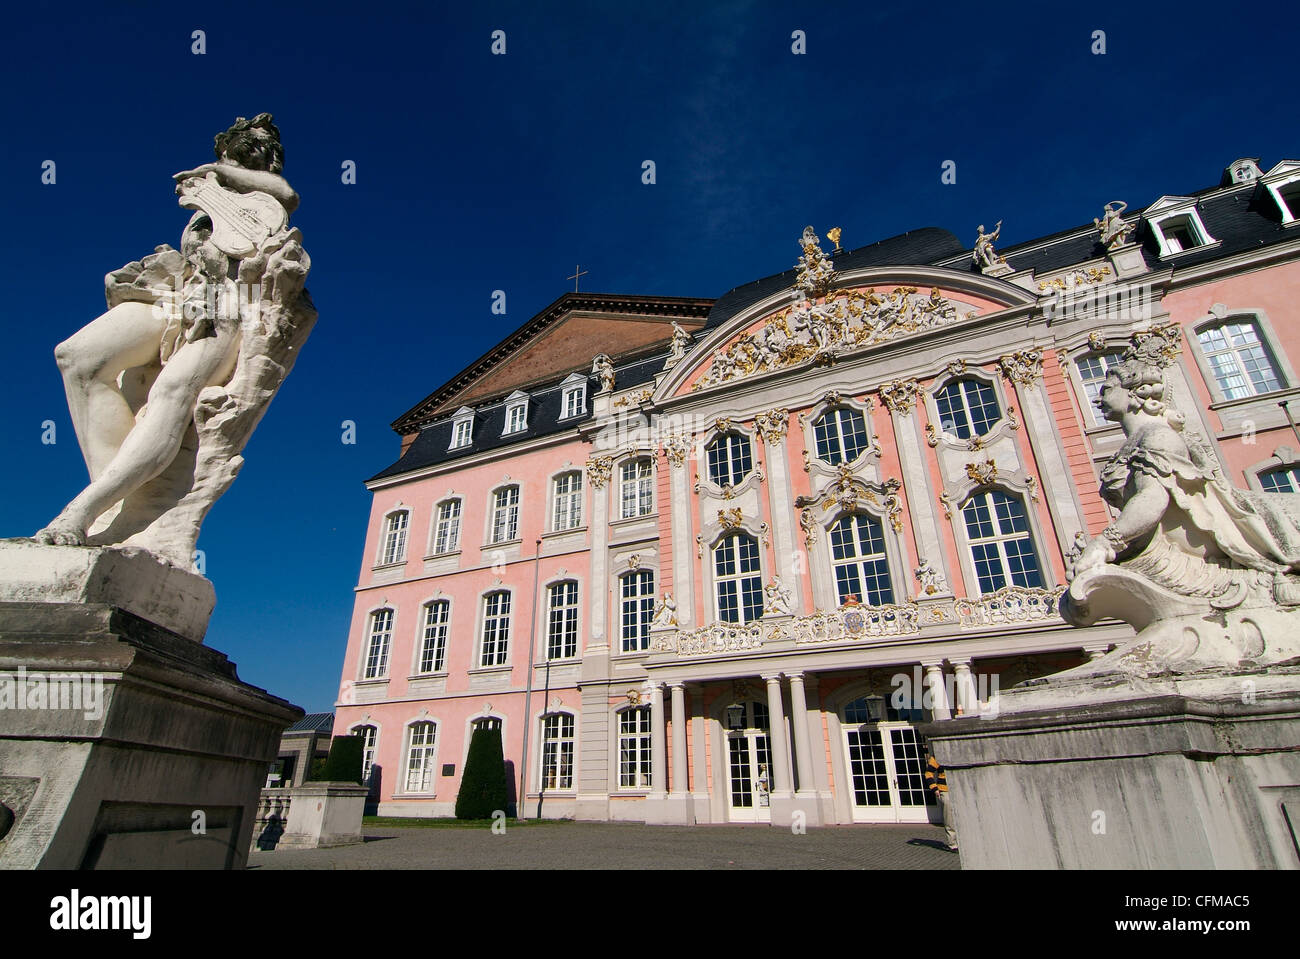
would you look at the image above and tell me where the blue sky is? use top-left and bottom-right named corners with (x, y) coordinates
top-left (1, 0), bottom-right (1295, 711)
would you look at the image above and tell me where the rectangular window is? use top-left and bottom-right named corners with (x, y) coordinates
top-left (962, 490), bottom-right (1043, 594)
top-left (380, 512), bottom-right (408, 566)
top-left (541, 714), bottom-right (575, 790)
top-left (618, 707), bottom-right (652, 789)
top-left (419, 602), bottom-right (449, 673)
top-left (364, 609), bottom-right (393, 679)
top-left (552, 473), bottom-right (583, 531)
top-left (620, 459), bottom-right (654, 518)
top-left (1075, 352), bottom-right (1125, 426)
top-left (433, 500), bottom-right (461, 554)
top-left (563, 386), bottom-right (585, 419)
top-left (452, 419), bottom-right (472, 449)
top-left (620, 570), bottom-right (655, 652)
top-left (491, 487), bottom-right (520, 543)
top-left (546, 581), bottom-right (579, 660)
top-left (714, 535), bottom-right (763, 624)
top-left (481, 592), bottom-right (511, 667)
top-left (405, 723), bottom-right (437, 792)
top-left (505, 403), bottom-right (527, 434)
top-left (355, 725), bottom-right (377, 782)
top-left (1197, 321), bottom-right (1283, 399)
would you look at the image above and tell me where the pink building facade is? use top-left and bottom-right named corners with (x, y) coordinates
top-left (335, 157), bottom-right (1300, 825)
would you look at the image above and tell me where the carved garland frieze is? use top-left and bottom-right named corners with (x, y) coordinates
top-left (585, 455), bottom-right (613, 489)
top-left (879, 379), bottom-right (921, 415)
top-left (998, 349), bottom-right (1043, 386)
top-left (662, 433), bottom-right (692, 469)
top-left (754, 408), bottom-right (790, 445)
top-left (1130, 322), bottom-right (1182, 368)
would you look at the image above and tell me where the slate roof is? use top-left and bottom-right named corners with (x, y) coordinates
top-left (371, 168), bottom-right (1300, 485)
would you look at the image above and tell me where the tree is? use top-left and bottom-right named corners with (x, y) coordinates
top-left (455, 724), bottom-right (508, 819)
top-left (312, 734), bottom-right (364, 784)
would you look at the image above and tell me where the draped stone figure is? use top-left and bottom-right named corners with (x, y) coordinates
top-left (32, 114), bottom-right (316, 568)
top-left (1062, 337), bottom-right (1300, 674)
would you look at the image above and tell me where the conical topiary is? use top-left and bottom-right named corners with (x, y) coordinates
top-left (455, 724), bottom-right (509, 819)
top-left (312, 734), bottom-right (364, 784)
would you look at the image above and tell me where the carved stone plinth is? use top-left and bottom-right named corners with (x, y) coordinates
top-left (276, 782), bottom-right (368, 850)
top-left (923, 668), bottom-right (1300, 869)
top-left (0, 601), bottom-right (300, 869)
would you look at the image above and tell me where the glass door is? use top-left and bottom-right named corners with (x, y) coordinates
top-left (725, 701), bottom-right (772, 823)
top-left (841, 696), bottom-right (932, 823)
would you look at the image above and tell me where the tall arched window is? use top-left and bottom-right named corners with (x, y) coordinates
top-left (714, 533), bottom-right (762, 624)
top-left (962, 490), bottom-right (1043, 594)
top-left (617, 706), bottom-right (652, 789)
top-left (546, 581), bottom-right (579, 660)
top-left (814, 408), bottom-right (871, 465)
top-left (404, 721), bottom-right (437, 793)
top-left (432, 499), bottom-right (462, 554)
top-left (829, 514), bottom-right (894, 606)
top-left (619, 570), bottom-right (655, 652)
top-left (363, 608), bottom-right (393, 679)
top-left (935, 379), bottom-right (1000, 439)
top-left (552, 472), bottom-right (583, 531)
top-left (418, 601), bottom-right (449, 674)
top-left (380, 510), bottom-right (409, 565)
top-left (480, 591), bottom-right (511, 667)
top-left (540, 713), bottom-right (575, 790)
top-left (706, 433), bottom-right (753, 487)
top-left (490, 486), bottom-right (520, 544)
top-left (352, 724), bottom-right (378, 783)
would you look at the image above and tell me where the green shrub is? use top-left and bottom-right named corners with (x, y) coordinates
top-left (312, 735), bottom-right (364, 784)
top-left (455, 725), bottom-right (508, 819)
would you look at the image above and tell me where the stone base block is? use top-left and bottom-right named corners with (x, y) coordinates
top-left (0, 539), bottom-right (214, 641)
top-left (278, 783), bottom-right (368, 849)
top-left (0, 601), bottom-right (301, 869)
top-left (643, 793), bottom-right (696, 825)
top-left (923, 668), bottom-right (1300, 869)
top-left (769, 793), bottom-right (823, 828)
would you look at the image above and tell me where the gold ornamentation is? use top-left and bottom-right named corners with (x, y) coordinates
top-left (967, 434), bottom-right (985, 452)
top-left (627, 554), bottom-right (642, 570)
top-left (794, 469), bottom-right (903, 535)
top-left (718, 507), bottom-right (743, 530)
top-left (939, 490), bottom-right (955, 520)
top-left (998, 349), bottom-right (1044, 386)
top-left (585, 455), bottom-right (613, 489)
top-left (879, 379), bottom-right (920, 414)
top-left (826, 227), bottom-right (842, 252)
top-left (1007, 405), bottom-right (1020, 430)
top-left (1087, 330), bottom-right (1107, 351)
top-left (714, 416), bottom-right (734, 434)
top-left (662, 432), bottom-right (691, 469)
top-left (758, 521), bottom-right (771, 547)
top-left (1130, 322), bottom-right (1182, 368)
top-left (799, 509), bottom-right (818, 546)
top-left (946, 359), bottom-right (967, 378)
top-left (1055, 347), bottom-right (1071, 370)
top-left (925, 423), bottom-right (939, 448)
top-left (1036, 266), bottom-right (1112, 292)
top-left (966, 459), bottom-right (998, 486)
top-left (754, 408), bottom-right (790, 444)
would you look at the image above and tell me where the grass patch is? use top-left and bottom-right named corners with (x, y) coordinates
top-left (364, 815), bottom-right (574, 829)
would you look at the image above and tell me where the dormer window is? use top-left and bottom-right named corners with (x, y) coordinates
top-left (1144, 197), bottom-right (1216, 259)
top-left (449, 407), bottom-right (474, 450)
top-left (503, 391), bottom-right (529, 435)
top-left (1260, 161), bottom-right (1300, 226)
top-left (559, 373), bottom-right (587, 420)
top-left (1223, 157), bottom-right (1262, 186)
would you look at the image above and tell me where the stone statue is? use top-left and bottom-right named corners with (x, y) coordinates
top-left (651, 591), bottom-right (677, 628)
top-left (663, 321), bottom-right (692, 370)
top-left (1094, 200), bottom-right (1136, 251)
top-left (593, 353), bottom-right (615, 393)
top-left (972, 221), bottom-right (1005, 271)
top-left (913, 558), bottom-right (948, 596)
top-left (1063, 339), bottom-right (1300, 672)
top-left (32, 114), bottom-right (316, 568)
top-left (763, 575), bottom-right (793, 616)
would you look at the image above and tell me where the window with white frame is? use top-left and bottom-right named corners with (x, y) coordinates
top-left (619, 570), bottom-right (655, 653)
top-left (540, 713), bottom-right (575, 790)
top-left (380, 511), bottom-right (408, 566)
top-left (1273, 180), bottom-right (1300, 224)
top-left (561, 381), bottom-right (586, 419)
top-left (1259, 466), bottom-right (1300, 493)
top-left (962, 490), bottom-right (1043, 594)
top-left (814, 407), bottom-right (872, 465)
top-left (1074, 351), bottom-right (1126, 426)
top-left (418, 601), bottom-right (449, 673)
top-left (618, 706), bottom-right (652, 789)
top-left (546, 581), bottom-right (579, 660)
top-left (432, 499), bottom-right (461, 554)
top-left (503, 393), bottom-right (529, 435)
top-left (449, 409), bottom-right (474, 450)
top-left (404, 722), bottom-right (437, 792)
top-left (706, 433), bottom-right (753, 487)
top-left (353, 724), bottom-right (377, 783)
top-left (490, 486), bottom-right (520, 543)
top-left (829, 514), bottom-right (895, 606)
top-left (619, 458), bottom-right (654, 518)
top-left (480, 591), bottom-right (511, 667)
top-left (714, 533), bottom-right (763, 624)
top-left (1196, 320), bottom-right (1284, 399)
top-left (935, 379), bottom-right (1001, 439)
top-left (363, 608), bottom-right (393, 680)
top-left (552, 472), bottom-right (583, 531)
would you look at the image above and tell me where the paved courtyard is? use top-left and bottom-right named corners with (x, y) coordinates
top-left (248, 821), bottom-right (962, 870)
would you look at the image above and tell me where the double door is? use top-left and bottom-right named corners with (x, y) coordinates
top-left (842, 721), bottom-right (930, 823)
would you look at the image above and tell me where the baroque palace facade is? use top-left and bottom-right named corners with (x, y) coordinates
top-left (334, 156), bottom-right (1300, 825)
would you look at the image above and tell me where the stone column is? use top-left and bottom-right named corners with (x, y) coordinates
top-left (763, 674), bottom-right (793, 798)
top-left (649, 682), bottom-right (666, 799)
top-left (923, 661), bottom-right (952, 720)
top-left (690, 686), bottom-right (710, 822)
top-left (951, 659), bottom-right (978, 716)
top-left (787, 673), bottom-right (815, 794)
top-left (670, 683), bottom-right (689, 795)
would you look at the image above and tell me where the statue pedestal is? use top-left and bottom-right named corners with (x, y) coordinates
top-left (0, 597), bottom-right (300, 869)
top-left (922, 668), bottom-right (1300, 869)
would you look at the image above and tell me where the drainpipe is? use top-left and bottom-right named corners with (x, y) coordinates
top-left (518, 538), bottom-right (542, 820)
top-left (1279, 400), bottom-right (1300, 451)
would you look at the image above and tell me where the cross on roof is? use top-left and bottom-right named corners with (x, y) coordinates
top-left (567, 264), bottom-right (589, 292)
